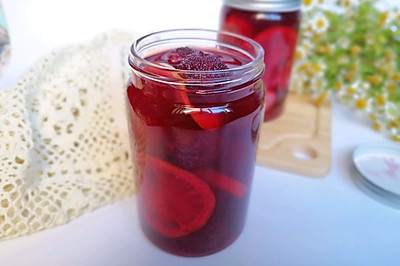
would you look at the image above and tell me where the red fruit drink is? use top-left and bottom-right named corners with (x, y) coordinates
top-left (220, 0), bottom-right (301, 121)
top-left (126, 29), bottom-right (265, 256)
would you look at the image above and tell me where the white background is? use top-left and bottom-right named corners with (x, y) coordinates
top-left (1, 0), bottom-right (400, 265)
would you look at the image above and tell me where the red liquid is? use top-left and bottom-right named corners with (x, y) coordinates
top-left (127, 47), bottom-right (264, 256)
top-left (220, 6), bottom-right (301, 121)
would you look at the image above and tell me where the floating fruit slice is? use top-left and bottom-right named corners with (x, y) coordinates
top-left (221, 14), bottom-right (256, 38)
top-left (139, 155), bottom-right (216, 238)
top-left (168, 47), bottom-right (229, 130)
top-left (144, 48), bottom-right (228, 130)
top-left (254, 26), bottom-right (297, 91)
top-left (194, 167), bottom-right (248, 198)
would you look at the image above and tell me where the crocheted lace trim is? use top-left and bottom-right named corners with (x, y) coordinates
top-left (0, 31), bottom-right (136, 241)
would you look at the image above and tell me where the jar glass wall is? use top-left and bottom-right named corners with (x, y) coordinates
top-left (126, 29), bottom-right (265, 256)
top-left (220, 0), bottom-right (301, 121)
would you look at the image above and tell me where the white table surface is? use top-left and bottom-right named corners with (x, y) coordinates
top-left (1, 0), bottom-right (400, 265)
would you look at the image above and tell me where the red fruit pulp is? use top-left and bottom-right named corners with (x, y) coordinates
top-left (127, 46), bottom-right (264, 256)
top-left (220, 6), bottom-right (301, 121)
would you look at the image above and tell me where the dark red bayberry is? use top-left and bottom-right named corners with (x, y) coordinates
top-left (168, 47), bottom-right (228, 72)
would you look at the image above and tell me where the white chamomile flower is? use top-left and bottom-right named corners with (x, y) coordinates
top-left (337, 0), bottom-right (353, 8)
top-left (325, 43), bottom-right (336, 55)
top-left (295, 45), bottom-right (307, 61)
top-left (337, 78), bottom-right (362, 98)
top-left (302, 0), bottom-right (318, 12)
top-left (310, 61), bottom-right (326, 77)
top-left (337, 37), bottom-right (350, 49)
top-left (384, 102), bottom-right (399, 120)
top-left (377, 11), bottom-right (391, 28)
top-left (300, 38), bottom-right (315, 52)
top-left (383, 81), bottom-right (396, 94)
top-left (344, 21), bottom-right (355, 32)
top-left (311, 13), bottom-right (329, 33)
top-left (310, 76), bottom-right (327, 91)
top-left (354, 95), bottom-right (372, 112)
top-left (289, 76), bottom-right (306, 93)
top-left (376, 60), bottom-right (395, 75)
top-left (390, 131), bottom-right (400, 142)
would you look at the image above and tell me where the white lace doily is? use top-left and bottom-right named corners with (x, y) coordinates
top-left (0, 31), bottom-right (136, 241)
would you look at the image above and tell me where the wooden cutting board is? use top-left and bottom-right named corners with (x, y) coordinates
top-left (256, 93), bottom-right (331, 178)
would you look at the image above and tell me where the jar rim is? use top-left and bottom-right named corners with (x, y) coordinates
top-left (222, 0), bottom-right (302, 12)
top-left (128, 28), bottom-right (265, 89)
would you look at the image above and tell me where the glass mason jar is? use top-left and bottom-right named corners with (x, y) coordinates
top-left (126, 29), bottom-right (265, 257)
top-left (220, 0), bottom-right (301, 121)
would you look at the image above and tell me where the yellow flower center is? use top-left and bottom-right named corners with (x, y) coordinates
top-left (376, 95), bottom-right (386, 105)
top-left (366, 75), bottom-right (382, 85)
top-left (344, 22), bottom-right (354, 32)
top-left (316, 45), bottom-right (326, 54)
top-left (314, 79), bottom-right (325, 89)
top-left (389, 121), bottom-right (399, 128)
top-left (346, 87), bottom-right (357, 94)
top-left (315, 91), bottom-right (328, 106)
top-left (349, 63), bottom-right (358, 72)
top-left (312, 63), bottom-right (323, 72)
top-left (312, 33), bottom-right (323, 42)
top-left (335, 80), bottom-right (343, 91)
top-left (372, 122), bottom-right (381, 131)
top-left (384, 51), bottom-right (394, 61)
top-left (342, 0), bottom-right (351, 8)
top-left (344, 71), bottom-right (355, 81)
top-left (390, 73), bottom-right (400, 82)
top-left (379, 12), bottom-right (389, 22)
top-left (316, 19), bottom-right (326, 29)
top-left (295, 49), bottom-right (304, 60)
top-left (298, 63), bottom-right (311, 73)
top-left (350, 45), bottom-right (362, 56)
top-left (387, 83), bottom-right (396, 91)
top-left (369, 114), bottom-right (377, 121)
top-left (325, 45), bottom-right (334, 54)
top-left (377, 12), bottom-right (389, 28)
top-left (391, 135), bottom-right (400, 142)
top-left (355, 98), bottom-right (367, 109)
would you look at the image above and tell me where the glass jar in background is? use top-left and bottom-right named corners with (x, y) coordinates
top-left (220, 0), bottom-right (301, 121)
top-left (126, 29), bottom-right (265, 256)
